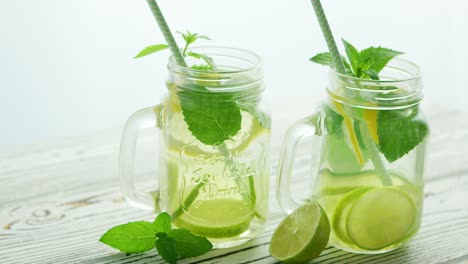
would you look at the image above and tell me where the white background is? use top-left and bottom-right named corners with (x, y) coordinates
top-left (1, 0), bottom-right (467, 146)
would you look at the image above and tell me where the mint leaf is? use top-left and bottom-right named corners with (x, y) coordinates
top-left (153, 212), bottom-right (172, 234)
top-left (323, 105), bottom-right (343, 137)
top-left (342, 39), bottom-right (361, 76)
top-left (360, 47), bottom-right (403, 73)
top-left (177, 30), bottom-right (199, 45)
top-left (134, 44), bottom-right (169, 59)
top-left (197, 35), bottom-right (211, 40)
top-left (310, 52), bottom-right (335, 67)
top-left (364, 69), bottom-right (380, 80)
top-left (168, 229), bottom-right (213, 258)
top-left (178, 87), bottom-right (241, 145)
top-left (236, 100), bottom-right (271, 129)
top-left (377, 109), bottom-right (429, 162)
top-left (310, 40), bottom-right (403, 80)
top-left (155, 234), bottom-right (178, 264)
top-left (187, 51), bottom-right (217, 70)
top-left (310, 52), bottom-right (352, 74)
top-left (99, 221), bottom-right (156, 253)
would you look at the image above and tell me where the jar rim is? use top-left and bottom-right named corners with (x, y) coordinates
top-left (327, 58), bottom-right (424, 109)
top-left (166, 46), bottom-right (264, 94)
top-left (331, 58), bottom-right (422, 85)
top-left (168, 46), bottom-right (263, 75)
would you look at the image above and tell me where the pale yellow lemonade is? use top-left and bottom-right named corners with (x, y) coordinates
top-left (158, 88), bottom-right (270, 245)
top-left (312, 103), bottom-right (427, 253)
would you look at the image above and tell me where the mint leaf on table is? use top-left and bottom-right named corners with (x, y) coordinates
top-left (134, 44), bottom-right (169, 59)
top-left (99, 213), bottom-right (213, 263)
top-left (153, 212), bottom-right (172, 234)
top-left (178, 86), bottom-right (242, 146)
top-left (377, 109), bottom-right (429, 162)
top-left (99, 221), bottom-right (157, 253)
top-left (168, 229), bottom-right (213, 258)
top-left (155, 234), bottom-right (178, 264)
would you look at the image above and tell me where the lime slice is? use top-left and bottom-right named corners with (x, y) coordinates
top-left (332, 187), bottom-right (373, 244)
top-left (270, 202), bottom-right (330, 264)
top-left (173, 199), bottom-right (253, 238)
top-left (398, 184), bottom-right (424, 240)
top-left (346, 187), bottom-right (416, 250)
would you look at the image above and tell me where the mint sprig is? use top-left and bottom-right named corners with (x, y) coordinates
top-left (134, 30), bottom-right (244, 146)
top-left (100, 212), bottom-right (213, 264)
top-left (99, 221), bottom-right (159, 253)
top-left (310, 39), bottom-right (403, 80)
top-left (177, 30), bottom-right (211, 56)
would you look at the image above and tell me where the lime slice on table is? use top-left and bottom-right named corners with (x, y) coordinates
top-left (332, 187), bottom-right (374, 245)
top-left (346, 187), bottom-right (416, 250)
top-left (270, 202), bottom-right (330, 264)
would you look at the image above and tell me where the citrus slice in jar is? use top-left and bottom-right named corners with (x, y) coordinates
top-left (346, 187), bottom-right (416, 250)
top-left (169, 109), bottom-right (268, 157)
top-left (332, 187), bottom-right (374, 245)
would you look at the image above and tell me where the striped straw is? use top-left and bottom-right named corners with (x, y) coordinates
top-left (145, 0), bottom-right (187, 67)
top-left (310, 0), bottom-right (346, 74)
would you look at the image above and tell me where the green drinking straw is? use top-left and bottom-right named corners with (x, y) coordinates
top-left (310, 0), bottom-right (392, 186)
top-left (144, 0), bottom-right (260, 218)
top-left (145, 0), bottom-right (187, 67)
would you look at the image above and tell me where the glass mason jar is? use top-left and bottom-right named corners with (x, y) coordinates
top-left (119, 47), bottom-right (270, 248)
top-left (277, 59), bottom-right (429, 254)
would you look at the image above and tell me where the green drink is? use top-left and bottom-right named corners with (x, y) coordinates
top-left (277, 58), bottom-right (429, 254)
top-left (120, 47), bottom-right (270, 248)
top-left (160, 87), bottom-right (270, 244)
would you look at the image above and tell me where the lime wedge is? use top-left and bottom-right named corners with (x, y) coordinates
top-left (173, 199), bottom-right (253, 238)
top-left (346, 187), bottom-right (416, 250)
top-left (332, 187), bottom-right (373, 244)
top-left (270, 202), bottom-right (330, 264)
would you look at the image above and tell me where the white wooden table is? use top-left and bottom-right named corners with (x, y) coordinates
top-left (1, 101), bottom-right (468, 264)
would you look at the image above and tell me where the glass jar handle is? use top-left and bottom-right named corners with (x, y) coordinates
top-left (277, 114), bottom-right (321, 214)
top-left (119, 105), bottom-right (163, 211)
